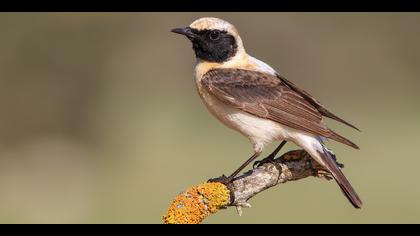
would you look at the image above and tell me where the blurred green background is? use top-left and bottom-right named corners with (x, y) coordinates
top-left (0, 13), bottom-right (419, 224)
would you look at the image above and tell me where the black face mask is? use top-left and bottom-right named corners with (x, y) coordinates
top-left (188, 28), bottom-right (238, 63)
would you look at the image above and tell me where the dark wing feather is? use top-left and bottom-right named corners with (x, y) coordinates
top-left (202, 68), bottom-right (359, 149)
top-left (277, 74), bottom-right (360, 131)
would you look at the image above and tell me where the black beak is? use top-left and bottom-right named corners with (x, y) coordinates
top-left (171, 27), bottom-right (197, 39)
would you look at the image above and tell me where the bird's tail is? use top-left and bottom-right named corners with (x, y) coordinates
top-left (318, 146), bottom-right (363, 208)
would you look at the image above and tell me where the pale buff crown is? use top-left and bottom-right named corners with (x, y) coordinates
top-left (189, 17), bottom-right (246, 55)
top-left (189, 18), bottom-right (276, 79)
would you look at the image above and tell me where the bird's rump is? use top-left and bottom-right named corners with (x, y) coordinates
top-left (201, 68), bottom-right (359, 149)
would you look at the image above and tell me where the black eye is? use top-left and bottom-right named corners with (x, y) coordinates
top-left (209, 30), bottom-right (221, 41)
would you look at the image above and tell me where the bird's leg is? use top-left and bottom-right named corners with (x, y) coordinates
top-left (208, 151), bottom-right (261, 185)
top-left (253, 141), bottom-right (287, 168)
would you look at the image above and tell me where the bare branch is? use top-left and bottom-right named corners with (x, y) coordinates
top-left (227, 150), bottom-right (332, 214)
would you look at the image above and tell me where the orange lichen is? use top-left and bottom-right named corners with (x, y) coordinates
top-left (163, 182), bottom-right (230, 224)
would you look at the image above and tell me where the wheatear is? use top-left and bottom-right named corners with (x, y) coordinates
top-left (172, 17), bottom-right (362, 208)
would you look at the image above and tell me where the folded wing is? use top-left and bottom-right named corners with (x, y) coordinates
top-left (201, 68), bottom-right (359, 149)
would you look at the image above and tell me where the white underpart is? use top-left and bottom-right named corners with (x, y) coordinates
top-left (290, 132), bottom-right (327, 166)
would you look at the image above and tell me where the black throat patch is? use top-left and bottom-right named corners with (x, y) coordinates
top-left (189, 29), bottom-right (238, 63)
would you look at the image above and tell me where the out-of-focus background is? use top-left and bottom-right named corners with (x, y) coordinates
top-left (0, 12), bottom-right (419, 223)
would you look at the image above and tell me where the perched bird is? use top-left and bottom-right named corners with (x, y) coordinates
top-left (171, 17), bottom-right (362, 208)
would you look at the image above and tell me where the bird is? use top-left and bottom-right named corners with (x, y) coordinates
top-left (171, 17), bottom-right (362, 208)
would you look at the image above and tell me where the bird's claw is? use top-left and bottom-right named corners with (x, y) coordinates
top-left (207, 174), bottom-right (233, 185)
top-left (253, 157), bottom-right (276, 169)
top-left (330, 153), bottom-right (345, 168)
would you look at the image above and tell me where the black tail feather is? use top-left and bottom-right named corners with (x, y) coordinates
top-left (318, 147), bottom-right (363, 209)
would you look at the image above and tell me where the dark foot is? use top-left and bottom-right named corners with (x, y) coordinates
top-left (329, 152), bottom-right (345, 168)
top-left (253, 141), bottom-right (287, 168)
top-left (252, 156), bottom-right (276, 169)
top-left (334, 160), bottom-right (345, 168)
top-left (207, 174), bottom-right (233, 185)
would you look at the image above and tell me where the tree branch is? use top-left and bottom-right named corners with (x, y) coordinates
top-left (163, 149), bottom-right (333, 224)
top-left (227, 149), bottom-right (332, 215)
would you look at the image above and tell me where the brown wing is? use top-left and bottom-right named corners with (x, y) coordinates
top-left (201, 68), bottom-right (359, 149)
top-left (277, 74), bottom-right (360, 131)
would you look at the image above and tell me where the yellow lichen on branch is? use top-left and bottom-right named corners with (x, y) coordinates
top-left (163, 182), bottom-right (230, 224)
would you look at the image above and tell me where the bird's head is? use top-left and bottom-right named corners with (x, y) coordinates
top-left (171, 17), bottom-right (246, 63)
